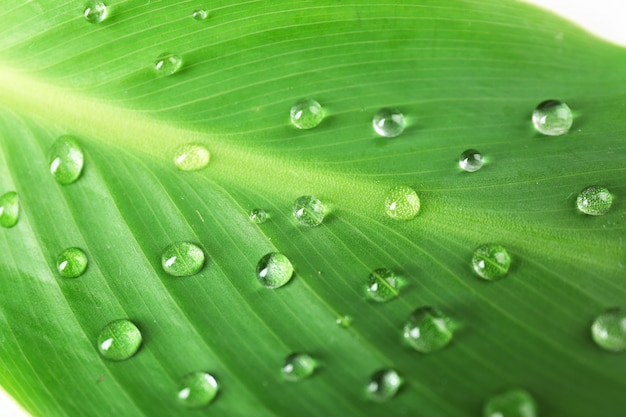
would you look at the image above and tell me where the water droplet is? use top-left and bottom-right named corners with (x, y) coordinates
top-left (49, 135), bottom-right (84, 185)
top-left (256, 252), bottom-right (294, 288)
top-left (161, 242), bottom-right (205, 277)
top-left (191, 8), bottom-right (208, 20)
top-left (365, 369), bottom-right (403, 403)
top-left (372, 108), bottom-right (406, 138)
top-left (0, 192), bottom-right (19, 228)
top-left (366, 268), bottom-right (400, 302)
top-left (576, 185), bottom-right (613, 216)
top-left (173, 144), bottom-right (210, 171)
top-left (483, 389), bottom-right (537, 417)
top-left (471, 243), bottom-right (512, 280)
top-left (336, 315), bottom-right (353, 328)
top-left (591, 308), bottom-right (626, 352)
top-left (403, 307), bottom-right (454, 353)
top-left (384, 185), bottom-right (420, 220)
top-left (249, 209), bottom-right (267, 224)
top-left (281, 353), bottom-right (317, 381)
top-left (177, 371), bottom-right (219, 408)
top-left (83, 0), bottom-right (108, 23)
top-left (292, 195), bottom-right (326, 227)
top-left (154, 53), bottom-right (183, 76)
top-left (97, 319), bottom-right (142, 361)
top-left (532, 99), bottom-right (573, 136)
top-left (56, 247), bottom-right (88, 278)
top-left (459, 149), bottom-right (484, 172)
top-left (290, 99), bottom-right (324, 129)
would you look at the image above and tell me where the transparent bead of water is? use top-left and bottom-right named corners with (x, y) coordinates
top-left (191, 8), bottom-right (208, 20)
top-left (459, 149), bottom-right (484, 172)
top-left (49, 135), bottom-right (84, 185)
top-left (366, 268), bottom-right (400, 302)
top-left (177, 371), bottom-right (219, 408)
top-left (256, 252), bottom-right (294, 288)
top-left (292, 195), bottom-right (326, 227)
top-left (0, 191), bottom-right (19, 228)
top-left (403, 307), bottom-right (454, 353)
top-left (372, 108), bottom-right (406, 138)
top-left (57, 247), bottom-right (88, 278)
top-left (173, 144), bottom-right (210, 171)
top-left (384, 185), bottom-right (420, 220)
top-left (365, 369), bottom-right (403, 403)
top-left (576, 185), bottom-right (613, 216)
top-left (532, 99), bottom-right (573, 136)
top-left (290, 99), bottom-right (324, 129)
top-left (471, 243), bottom-right (512, 280)
top-left (154, 53), bottom-right (183, 76)
top-left (483, 389), bottom-right (537, 417)
top-left (249, 209), bottom-right (267, 224)
top-left (83, 0), bottom-right (108, 23)
top-left (281, 353), bottom-right (317, 382)
top-left (161, 242), bottom-right (205, 277)
top-left (591, 308), bottom-right (626, 352)
top-left (336, 315), bottom-right (353, 328)
top-left (97, 319), bottom-right (142, 361)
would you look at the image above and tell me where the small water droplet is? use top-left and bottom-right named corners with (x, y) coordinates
top-left (576, 185), bottom-right (613, 216)
top-left (372, 108), bottom-right (405, 138)
top-left (290, 99), bottom-right (324, 129)
top-left (366, 268), bottom-right (400, 302)
top-left (173, 144), bottom-right (210, 171)
top-left (384, 185), bottom-right (420, 220)
top-left (154, 53), bottom-right (183, 76)
top-left (281, 353), bottom-right (317, 381)
top-left (191, 8), bottom-right (208, 20)
top-left (256, 252), bottom-right (294, 288)
top-left (0, 192), bottom-right (19, 228)
top-left (177, 371), bottom-right (219, 408)
top-left (249, 208), bottom-right (267, 224)
top-left (336, 315), bottom-right (353, 328)
top-left (459, 149), bottom-right (484, 172)
top-left (532, 99), bottom-right (572, 136)
top-left (161, 242), bottom-right (205, 277)
top-left (56, 247), bottom-right (88, 278)
top-left (365, 369), bottom-right (403, 403)
top-left (403, 307), bottom-right (454, 353)
top-left (83, 0), bottom-right (108, 23)
top-left (97, 319), bottom-right (142, 361)
top-left (471, 243), bottom-right (512, 280)
top-left (591, 308), bottom-right (626, 352)
top-left (292, 195), bottom-right (326, 227)
top-left (49, 135), bottom-right (84, 185)
top-left (483, 389), bottom-right (537, 417)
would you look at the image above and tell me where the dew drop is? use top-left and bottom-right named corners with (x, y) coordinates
top-left (97, 319), bottom-right (142, 361)
top-left (56, 247), bottom-right (88, 278)
top-left (49, 135), bottom-right (84, 185)
top-left (471, 243), bottom-right (512, 280)
top-left (459, 149), bottom-right (484, 172)
top-left (483, 389), bottom-right (537, 417)
top-left (154, 53), bottom-right (183, 76)
top-left (161, 242), bottom-right (205, 277)
top-left (403, 307), bottom-right (454, 353)
top-left (83, 0), bottom-right (108, 23)
top-left (0, 192), bottom-right (19, 228)
top-left (191, 8), bottom-right (208, 20)
top-left (365, 369), bottom-right (403, 403)
top-left (532, 99), bottom-right (573, 136)
top-left (591, 308), bottom-right (626, 352)
top-left (249, 208), bottom-right (267, 224)
top-left (177, 371), bottom-right (219, 408)
top-left (256, 252), bottom-right (294, 288)
top-left (384, 185), bottom-right (420, 220)
top-left (292, 195), bottom-right (326, 227)
top-left (372, 108), bottom-right (405, 138)
top-left (366, 268), bottom-right (400, 302)
top-left (576, 185), bottom-right (613, 216)
top-left (336, 315), bottom-right (353, 328)
top-left (173, 144), bottom-right (210, 171)
top-left (281, 353), bottom-right (317, 382)
top-left (290, 99), bottom-right (324, 129)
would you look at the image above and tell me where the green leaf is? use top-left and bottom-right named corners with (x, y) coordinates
top-left (1, 1), bottom-right (625, 416)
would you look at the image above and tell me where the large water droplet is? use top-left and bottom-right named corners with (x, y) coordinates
top-left (366, 268), bottom-right (400, 302)
top-left (177, 372), bottom-right (219, 408)
top-left (49, 135), bottom-right (84, 185)
top-left (384, 185), bottom-right (420, 220)
top-left (97, 319), bottom-right (142, 361)
top-left (154, 53), bottom-right (183, 76)
top-left (483, 389), bottom-right (537, 417)
top-left (83, 0), bottom-right (108, 23)
top-left (365, 369), bottom-right (403, 403)
top-left (403, 307), bottom-right (454, 353)
top-left (249, 208), bottom-right (267, 224)
top-left (290, 99), bottom-right (324, 129)
top-left (591, 308), bottom-right (626, 352)
top-left (161, 242), bottom-right (205, 277)
top-left (471, 243), bottom-right (512, 280)
top-left (532, 99), bottom-right (573, 136)
top-left (576, 185), bottom-right (613, 216)
top-left (256, 252), bottom-right (293, 288)
top-left (459, 149), bottom-right (484, 172)
top-left (281, 353), bottom-right (317, 381)
top-left (56, 247), bottom-right (88, 278)
top-left (372, 108), bottom-right (406, 138)
top-left (0, 192), bottom-right (19, 228)
top-left (191, 8), bottom-right (208, 20)
top-left (292, 195), bottom-right (326, 227)
top-left (173, 144), bottom-right (210, 171)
